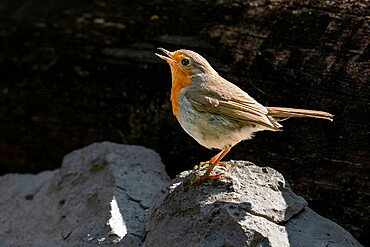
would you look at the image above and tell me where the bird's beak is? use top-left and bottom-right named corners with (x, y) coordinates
top-left (155, 48), bottom-right (175, 62)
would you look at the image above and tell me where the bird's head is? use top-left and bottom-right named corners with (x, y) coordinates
top-left (156, 48), bottom-right (215, 78)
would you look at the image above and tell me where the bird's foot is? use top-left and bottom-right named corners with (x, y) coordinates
top-left (183, 173), bottom-right (223, 190)
top-left (193, 161), bottom-right (228, 170)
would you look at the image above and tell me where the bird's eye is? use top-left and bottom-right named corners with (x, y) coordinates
top-left (181, 58), bottom-right (190, 66)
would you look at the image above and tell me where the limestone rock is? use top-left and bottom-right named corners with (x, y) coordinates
top-left (0, 142), bottom-right (171, 246)
top-left (143, 160), bottom-right (362, 247)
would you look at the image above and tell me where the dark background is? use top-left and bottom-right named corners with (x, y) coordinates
top-left (0, 0), bottom-right (369, 245)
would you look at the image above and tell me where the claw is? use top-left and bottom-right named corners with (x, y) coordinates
top-left (216, 162), bottom-right (228, 168)
top-left (193, 161), bottom-right (211, 170)
top-left (199, 161), bottom-right (210, 167)
top-left (197, 161), bottom-right (228, 169)
top-left (205, 174), bottom-right (222, 180)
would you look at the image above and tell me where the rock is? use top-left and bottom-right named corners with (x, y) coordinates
top-left (0, 143), bottom-right (362, 246)
top-left (143, 160), bottom-right (362, 247)
top-left (0, 142), bottom-right (171, 246)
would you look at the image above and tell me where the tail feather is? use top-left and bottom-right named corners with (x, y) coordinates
top-left (267, 107), bottom-right (333, 121)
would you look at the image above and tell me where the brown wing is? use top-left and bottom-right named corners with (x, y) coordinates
top-left (185, 82), bottom-right (282, 130)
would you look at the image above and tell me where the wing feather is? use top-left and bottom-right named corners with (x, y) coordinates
top-left (185, 85), bottom-right (281, 130)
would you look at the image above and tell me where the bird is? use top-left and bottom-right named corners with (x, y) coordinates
top-left (156, 48), bottom-right (333, 187)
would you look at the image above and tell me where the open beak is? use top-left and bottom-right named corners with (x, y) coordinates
top-left (155, 48), bottom-right (175, 62)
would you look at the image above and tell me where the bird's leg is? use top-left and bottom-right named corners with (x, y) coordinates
top-left (196, 150), bottom-right (228, 169)
top-left (184, 146), bottom-right (232, 190)
top-left (200, 146), bottom-right (232, 180)
top-left (209, 152), bottom-right (228, 168)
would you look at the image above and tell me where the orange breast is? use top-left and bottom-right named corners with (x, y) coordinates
top-left (170, 67), bottom-right (192, 118)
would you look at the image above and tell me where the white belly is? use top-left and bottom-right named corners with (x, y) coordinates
top-left (176, 94), bottom-right (261, 150)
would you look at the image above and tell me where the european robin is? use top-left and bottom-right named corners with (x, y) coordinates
top-left (156, 48), bottom-right (333, 187)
